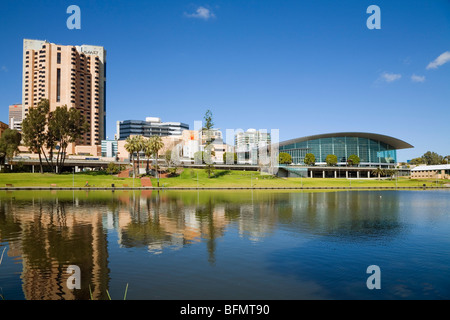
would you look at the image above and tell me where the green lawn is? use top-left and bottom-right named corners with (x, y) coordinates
top-left (154, 169), bottom-right (448, 188)
top-left (0, 169), bottom-right (448, 188)
top-left (0, 172), bottom-right (140, 187)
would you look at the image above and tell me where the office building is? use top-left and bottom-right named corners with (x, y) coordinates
top-left (101, 140), bottom-right (118, 158)
top-left (235, 129), bottom-right (271, 164)
top-left (8, 104), bottom-right (22, 131)
top-left (117, 117), bottom-right (189, 140)
top-left (22, 39), bottom-right (106, 146)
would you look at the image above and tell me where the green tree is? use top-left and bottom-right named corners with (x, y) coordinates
top-left (422, 151), bottom-right (443, 165)
top-left (134, 135), bottom-right (145, 175)
top-left (347, 154), bottom-right (360, 166)
top-left (385, 168), bottom-right (397, 180)
top-left (371, 167), bottom-right (385, 180)
top-left (47, 105), bottom-right (88, 173)
top-left (202, 109), bottom-right (215, 177)
top-left (22, 99), bottom-right (88, 174)
top-left (148, 135), bottom-right (164, 186)
top-left (194, 151), bottom-right (205, 164)
top-left (278, 152), bottom-right (292, 165)
top-left (325, 154), bottom-right (338, 166)
top-left (223, 152), bottom-right (237, 164)
top-left (142, 137), bottom-right (153, 175)
top-left (21, 99), bottom-right (49, 173)
top-left (0, 129), bottom-right (22, 166)
top-left (106, 162), bottom-right (120, 175)
top-left (409, 157), bottom-right (424, 165)
top-left (165, 149), bottom-right (172, 166)
top-left (125, 136), bottom-right (138, 177)
top-left (303, 153), bottom-right (315, 166)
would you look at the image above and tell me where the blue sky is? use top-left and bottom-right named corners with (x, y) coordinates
top-left (0, 0), bottom-right (449, 161)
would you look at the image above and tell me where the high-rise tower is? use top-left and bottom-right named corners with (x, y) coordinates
top-left (22, 39), bottom-right (106, 146)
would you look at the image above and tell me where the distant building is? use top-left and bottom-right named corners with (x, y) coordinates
top-left (117, 117), bottom-right (189, 140)
top-left (8, 104), bottom-right (22, 131)
top-left (411, 164), bottom-right (450, 179)
top-left (235, 129), bottom-right (271, 164)
top-left (101, 140), bottom-right (118, 158)
top-left (0, 121), bottom-right (8, 138)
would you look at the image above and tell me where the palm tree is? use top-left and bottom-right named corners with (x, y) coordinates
top-left (134, 135), bottom-right (145, 176)
top-left (148, 135), bottom-right (164, 186)
top-left (142, 138), bottom-right (153, 175)
top-left (124, 136), bottom-right (136, 177)
top-left (371, 167), bottom-right (385, 180)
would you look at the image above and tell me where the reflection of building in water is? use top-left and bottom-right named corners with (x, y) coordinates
top-left (114, 193), bottom-right (229, 264)
top-left (0, 199), bottom-right (109, 300)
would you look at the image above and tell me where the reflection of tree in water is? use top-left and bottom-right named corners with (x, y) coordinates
top-left (195, 197), bottom-right (217, 265)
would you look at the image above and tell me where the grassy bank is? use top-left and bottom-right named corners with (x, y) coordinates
top-left (1, 169), bottom-right (447, 189)
top-left (0, 172), bottom-right (140, 188)
top-left (155, 169), bottom-right (449, 188)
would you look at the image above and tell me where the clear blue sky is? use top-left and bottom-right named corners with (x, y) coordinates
top-left (0, 0), bottom-right (449, 161)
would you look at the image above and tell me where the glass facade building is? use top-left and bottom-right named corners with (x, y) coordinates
top-left (279, 132), bottom-right (413, 167)
top-left (117, 118), bottom-right (189, 140)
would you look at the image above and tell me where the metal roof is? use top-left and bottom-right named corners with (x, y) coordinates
top-left (411, 164), bottom-right (450, 171)
top-left (279, 132), bottom-right (414, 150)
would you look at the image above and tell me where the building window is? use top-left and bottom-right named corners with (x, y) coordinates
top-left (56, 68), bottom-right (61, 102)
top-left (57, 52), bottom-right (61, 64)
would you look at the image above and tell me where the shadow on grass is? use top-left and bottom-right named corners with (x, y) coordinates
top-left (211, 170), bottom-right (231, 178)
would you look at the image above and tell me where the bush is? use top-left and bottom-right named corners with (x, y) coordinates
top-left (304, 153), bottom-right (315, 166)
top-left (325, 154), bottom-right (338, 166)
top-left (278, 152), bottom-right (292, 164)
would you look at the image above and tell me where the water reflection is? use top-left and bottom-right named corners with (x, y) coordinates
top-left (0, 189), bottom-right (439, 300)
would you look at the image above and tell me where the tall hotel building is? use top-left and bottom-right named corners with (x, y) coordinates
top-left (22, 39), bottom-right (106, 146)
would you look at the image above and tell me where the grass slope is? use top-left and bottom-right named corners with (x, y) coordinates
top-left (0, 169), bottom-right (448, 188)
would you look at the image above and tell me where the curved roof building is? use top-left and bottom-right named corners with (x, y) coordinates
top-left (279, 132), bottom-right (413, 167)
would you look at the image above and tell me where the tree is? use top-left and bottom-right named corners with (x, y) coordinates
top-left (106, 162), bottom-right (121, 175)
top-left (325, 154), bottom-right (338, 166)
top-left (47, 105), bottom-right (88, 173)
top-left (347, 154), bottom-right (360, 166)
top-left (0, 129), bottom-right (22, 167)
top-left (21, 99), bottom-right (49, 173)
top-left (194, 151), bottom-right (205, 164)
top-left (223, 152), bottom-right (237, 164)
top-left (22, 99), bottom-right (88, 174)
top-left (443, 155), bottom-right (450, 164)
top-left (148, 135), bottom-right (164, 186)
top-left (385, 168), bottom-right (397, 180)
top-left (371, 167), bottom-right (385, 180)
top-left (142, 137), bottom-right (153, 174)
top-left (125, 136), bottom-right (137, 177)
top-left (165, 149), bottom-right (172, 166)
top-left (278, 152), bottom-right (292, 165)
top-left (134, 135), bottom-right (145, 175)
top-left (409, 157), bottom-right (424, 165)
top-left (202, 109), bottom-right (215, 177)
top-left (422, 151), bottom-right (443, 165)
top-left (303, 153), bottom-right (315, 166)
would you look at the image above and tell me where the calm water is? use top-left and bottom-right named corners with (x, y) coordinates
top-left (0, 189), bottom-right (449, 300)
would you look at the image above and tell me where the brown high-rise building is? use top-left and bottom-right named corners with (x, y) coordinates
top-left (22, 39), bottom-right (106, 146)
